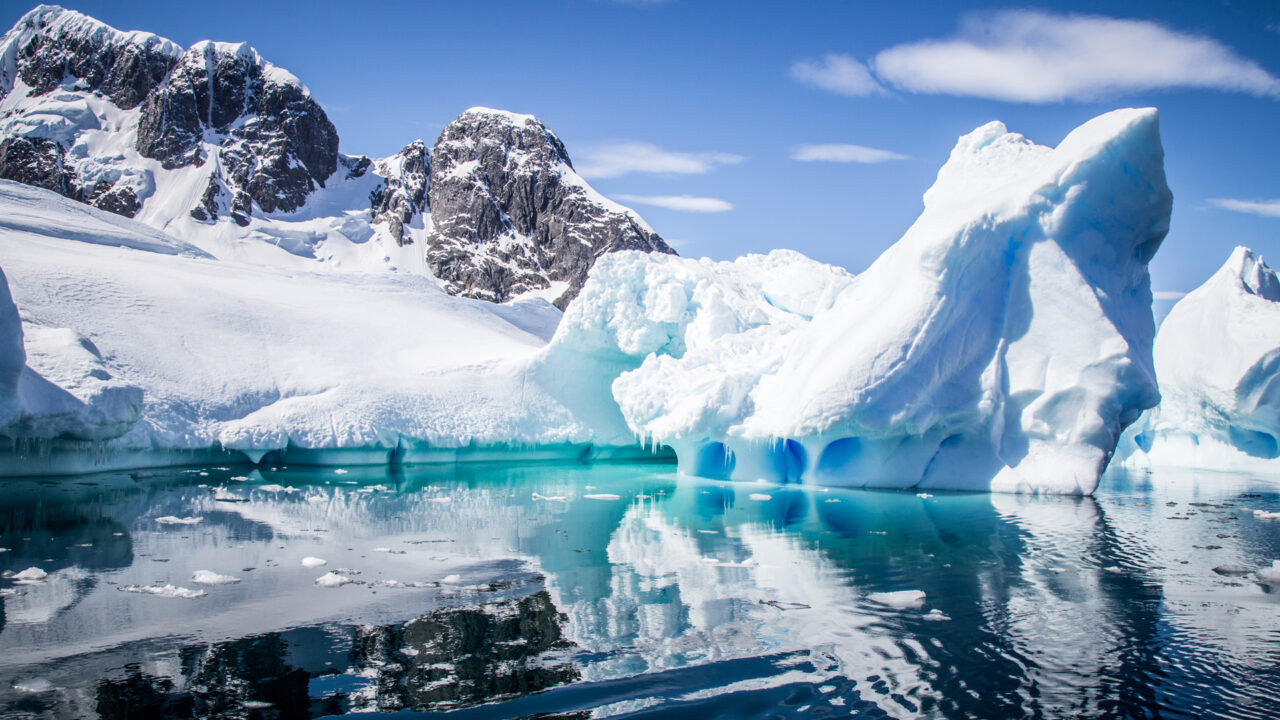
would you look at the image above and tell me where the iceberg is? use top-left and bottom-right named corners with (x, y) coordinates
top-left (1117, 247), bottom-right (1280, 473)
top-left (553, 108), bottom-right (1170, 494)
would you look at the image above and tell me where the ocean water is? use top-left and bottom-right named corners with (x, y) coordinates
top-left (0, 461), bottom-right (1277, 719)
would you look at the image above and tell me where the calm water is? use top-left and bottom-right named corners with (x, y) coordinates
top-left (0, 461), bottom-right (1277, 719)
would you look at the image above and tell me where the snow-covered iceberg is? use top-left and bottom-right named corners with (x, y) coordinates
top-left (550, 108), bottom-right (1171, 494)
top-left (1118, 247), bottom-right (1280, 473)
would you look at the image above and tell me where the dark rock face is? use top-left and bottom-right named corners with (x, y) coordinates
top-left (136, 41), bottom-right (340, 221)
top-left (427, 109), bottom-right (674, 308)
top-left (0, 6), bottom-right (180, 110)
top-left (371, 140), bottom-right (429, 246)
top-left (0, 135), bottom-right (73, 195)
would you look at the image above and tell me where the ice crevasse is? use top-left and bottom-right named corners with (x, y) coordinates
top-left (1117, 247), bottom-right (1280, 474)
top-left (551, 108), bottom-right (1171, 494)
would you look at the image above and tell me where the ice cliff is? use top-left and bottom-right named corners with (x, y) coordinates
top-left (1118, 247), bottom-right (1280, 473)
top-left (549, 108), bottom-right (1171, 494)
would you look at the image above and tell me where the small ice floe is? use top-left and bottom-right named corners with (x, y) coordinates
top-left (923, 609), bottom-right (952, 621)
top-left (869, 530), bottom-right (888, 535)
top-left (700, 557), bottom-right (758, 568)
top-left (1212, 564), bottom-right (1254, 576)
top-left (13, 567), bottom-right (47, 582)
top-left (306, 495), bottom-right (327, 504)
top-left (868, 590), bottom-right (926, 610)
top-left (333, 468), bottom-right (348, 475)
top-left (372, 547), bottom-right (405, 554)
top-left (120, 584), bottom-right (206, 599)
top-left (1256, 561), bottom-right (1280, 584)
top-left (584, 493), bottom-right (621, 500)
top-left (301, 556), bottom-right (327, 568)
top-left (0, 547), bottom-right (9, 552)
top-left (229, 476), bottom-right (251, 482)
top-left (426, 497), bottom-right (452, 504)
top-left (191, 570), bottom-right (240, 585)
top-left (315, 572), bottom-right (353, 588)
top-left (585, 485), bottom-right (597, 490)
top-left (212, 487), bottom-right (245, 502)
top-left (748, 493), bottom-right (772, 501)
top-left (1103, 566), bottom-right (1124, 574)
top-left (1251, 509), bottom-right (1280, 520)
top-left (697, 529), bottom-right (719, 534)
top-left (441, 574), bottom-right (462, 584)
top-left (156, 516), bottom-right (203, 525)
top-left (532, 492), bottom-right (567, 502)
top-left (916, 493), bottom-right (934, 499)
top-left (824, 498), bottom-right (842, 503)
top-left (256, 484), bottom-right (296, 493)
top-left (242, 701), bottom-right (273, 710)
top-left (13, 678), bottom-right (55, 693)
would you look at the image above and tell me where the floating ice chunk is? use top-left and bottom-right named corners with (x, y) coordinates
top-left (155, 516), bottom-right (203, 525)
top-left (916, 493), bottom-right (933, 499)
top-left (426, 497), bottom-right (452, 504)
top-left (1252, 509), bottom-right (1280, 520)
top-left (532, 492), bottom-right (567, 502)
top-left (1212, 564), bottom-right (1253, 576)
top-left (584, 493), bottom-right (621, 500)
top-left (256, 484), bottom-right (296, 493)
top-left (121, 584), bottom-right (206, 599)
top-left (697, 529), bottom-right (719, 534)
top-left (315, 572), bottom-right (353, 587)
top-left (1103, 565), bottom-right (1124, 574)
top-left (13, 567), bottom-right (46, 581)
top-left (334, 469), bottom-right (348, 475)
top-left (748, 493), bottom-right (772, 501)
top-left (0, 547), bottom-right (9, 552)
top-left (242, 701), bottom-right (273, 710)
top-left (306, 495), bottom-right (327, 504)
top-left (868, 590), bottom-right (926, 609)
top-left (300, 556), bottom-right (327, 568)
top-left (13, 678), bottom-right (55, 693)
top-left (191, 570), bottom-right (240, 585)
top-left (213, 488), bottom-right (245, 502)
top-left (1256, 561), bottom-right (1280, 585)
top-left (441, 574), bottom-right (462, 584)
top-left (923, 609), bottom-right (951, 621)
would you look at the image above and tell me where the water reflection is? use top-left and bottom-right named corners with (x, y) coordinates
top-left (0, 463), bottom-right (1276, 718)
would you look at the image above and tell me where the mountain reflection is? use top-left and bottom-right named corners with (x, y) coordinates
top-left (0, 464), bottom-right (1277, 718)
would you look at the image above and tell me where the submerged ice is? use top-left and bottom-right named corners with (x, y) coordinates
top-left (0, 109), bottom-right (1174, 493)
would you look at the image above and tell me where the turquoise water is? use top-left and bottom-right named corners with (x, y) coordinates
top-left (0, 462), bottom-right (1277, 718)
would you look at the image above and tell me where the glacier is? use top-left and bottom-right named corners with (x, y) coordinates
top-left (551, 108), bottom-right (1171, 494)
top-left (1117, 247), bottom-right (1280, 474)
top-left (0, 107), bottom-right (1172, 493)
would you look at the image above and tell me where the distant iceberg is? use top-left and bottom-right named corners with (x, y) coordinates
top-left (0, 108), bottom-right (1173, 493)
top-left (554, 108), bottom-right (1171, 494)
top-left (1118, 247), bottom-right (1280, 474)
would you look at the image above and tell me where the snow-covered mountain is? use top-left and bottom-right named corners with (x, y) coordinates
top-left (0, 5), bottom-right (672, 307)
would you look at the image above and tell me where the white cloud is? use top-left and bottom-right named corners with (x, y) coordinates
top-left (1153, 291), bottom-right (1188, 301)
top-left (1208, 198), bottom-right (1280, 217)
top-left (614, 194), bottom-right (733, 213)
top-left (817, 11), bottom-right (1280, 103)
top-left (791, 143), bottom-right (909, 163)
top-left (790, 54), bottom-right (885, 96)
top-left (575, 143), bottom-right (744, 179)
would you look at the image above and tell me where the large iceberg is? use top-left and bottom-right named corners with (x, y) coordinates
top-left (1118, 247), bottom-right (1280, 473)
top-left (551, 108), bottom-right (1171, 494)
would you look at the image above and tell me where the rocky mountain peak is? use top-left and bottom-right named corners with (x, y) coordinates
top-left (427, 107), bottom-right (673, 308)
top-left (136, 39), bottom-right (339, 224)
top-left (0, 5), bottom-right (181, 109)
top-left (371, 139), bottom-right (429, 246)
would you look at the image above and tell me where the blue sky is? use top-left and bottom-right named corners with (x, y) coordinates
top-left (5, 0), bottom-right (1280, 297)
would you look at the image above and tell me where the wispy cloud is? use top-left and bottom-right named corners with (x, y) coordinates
top-left (794, 12), bottom-right (1280, 103)
top-left (872, 11), bottom-right (1280, 102)
top-left (614, 194), bottom-right (733, 213)
top-left (791, 143), bottom-right (909, 164)
top-left (1207, 198), bottom-right (1280, 217)
top-left (790, 54), bottom-right (884, 96)
top-left (575, 143), bottom-right (744, 179)
top-left (1153, 290), bottom-right (1188, 301)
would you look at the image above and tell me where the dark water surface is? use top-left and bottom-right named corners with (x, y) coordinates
top-left (0, 462), bottom-right (1277, 719)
